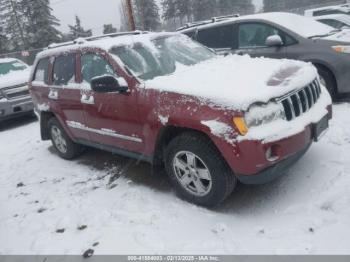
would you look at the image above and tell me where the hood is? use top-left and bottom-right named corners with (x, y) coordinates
top-left (321, 29), bottom-right (350, 43)
top-left (0, 68), bottom-right (30, 89)
top-left (145, 55), bottom-right (317, 111)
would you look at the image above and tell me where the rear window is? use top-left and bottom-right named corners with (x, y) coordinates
top-left (53, 54), bottom-right (76, 86)
top-left (34, 58), bottom-right (49, 84)
top-left (197, 25), bottom-right (233, 48)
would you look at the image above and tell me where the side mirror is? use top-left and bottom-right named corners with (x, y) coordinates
top-left (266, 35), bottom-right (283, 47)
top-left (90, 75), bottom-right (129, 93)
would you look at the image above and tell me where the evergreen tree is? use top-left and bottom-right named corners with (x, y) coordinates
top-left (103, 24), bottom-right (117, 34)
top-left (218, 0), bottom-right (254, 16)
top-left (192, 0), bottom-right (218, 21)
top-left (133, 0), bottom-right (161, 31)
top-left (264, 0), bottom-right (343, 12)
top-left (0, 29), bottom-right (9, 53)
top-left (68, 16), bottom-right (92, 39)
top-left (177, 0), bottom-right (193, 24)
top-left (0, 0), bottom-right (27, 50)
top-left (162, 0), bottom-right (177, 24)
top-left (21, 0), bottom-right (61, 48)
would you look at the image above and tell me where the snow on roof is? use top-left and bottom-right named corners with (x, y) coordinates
top-left (36, 32), bottom-right (177, 60)
top-left (181, 12), bottom-right (335, 39)
top-left (0, 58), bottom-right (18, 63)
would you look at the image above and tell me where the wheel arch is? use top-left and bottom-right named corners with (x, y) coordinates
top-left (153, 125), bottom-right (216, 167)
top-left (309, 60), bottom-right (338, 94)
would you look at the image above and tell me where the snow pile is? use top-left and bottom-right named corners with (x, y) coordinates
top-left (146, 55), bottom-right (317, 111)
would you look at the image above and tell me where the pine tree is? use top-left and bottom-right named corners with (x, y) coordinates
top-left (0, 29), bottom-right (9, 53)
top-left (192, 0), bottom-right (218, 21)
top-left (103, 24), bottom-right (117, 34)
top-left (217, 0), bottom-right (254, 16)
top-left (21, 0), bottom-right (61, 48)
top-left (133, 0), bottom-right (161, 31)
top-left (162, 0), bottom-right (177, 23)
top-left (68, 16), bottom-right (92, 39)
top-left (177, 0), bottom-right (193, 24)
top-left (0, 0), bottom-right (27, 50)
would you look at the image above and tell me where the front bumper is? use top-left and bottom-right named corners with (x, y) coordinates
top-left (237, 143), bottom-right (311, 185)
top-left (0, 96), bottom-right (34, 121)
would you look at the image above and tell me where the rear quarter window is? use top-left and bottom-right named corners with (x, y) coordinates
top-left (52, 54), bottom-right (76, 86)
top-left (197, 25), bottom-right (233, 48)
top-left (33, 58), bottom-right (50, 84)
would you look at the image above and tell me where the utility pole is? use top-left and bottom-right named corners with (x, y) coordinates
top-left (125, 0), bottom-right (136, 31)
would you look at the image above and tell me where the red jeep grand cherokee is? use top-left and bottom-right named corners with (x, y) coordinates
top-left (29, 32), bottom-right (332, 207)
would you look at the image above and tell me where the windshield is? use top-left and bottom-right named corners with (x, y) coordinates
top-left (0, 60), bottom-right (27, 75)
top-left (110, 34), bottom-right (215, 80)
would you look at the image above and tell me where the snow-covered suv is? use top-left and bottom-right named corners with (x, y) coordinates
top-left (29, 32), bottom-right (332, 207)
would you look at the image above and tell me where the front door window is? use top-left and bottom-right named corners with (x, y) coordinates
top-left (81, 53), bottom-right (117, 84)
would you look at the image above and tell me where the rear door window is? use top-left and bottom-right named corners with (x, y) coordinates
top-left (34, 58), bottom-right (49, 84)
top-left (81, 53), bottom-right (118, 84)
top-left (53, 54), bottom-right (76, 86)
top-left (197, 25), bottom-right (233, 48)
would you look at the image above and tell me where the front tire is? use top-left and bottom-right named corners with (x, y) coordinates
top-left (48, 118), bottom-right (82, 160)
top-left (165, 132), bottom-right (236, 207)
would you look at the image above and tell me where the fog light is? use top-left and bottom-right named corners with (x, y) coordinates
top-left (0, 109), bottom-right (5, 116)
top-left (265, 145), bottom-right (281, 162)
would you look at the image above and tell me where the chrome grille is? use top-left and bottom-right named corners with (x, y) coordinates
top-left (280, 79), bottom-right (322, 121)
top-left (6, 90), bottom-right (30, 99)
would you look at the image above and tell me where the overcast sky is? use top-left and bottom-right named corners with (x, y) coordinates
top-left (51, 0), bottom-right (264, 35)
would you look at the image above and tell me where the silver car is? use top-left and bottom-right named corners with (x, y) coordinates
top-left (0, 58), bottom-right (34, 121)
top-left (179, 12), bottom-right (350, 100)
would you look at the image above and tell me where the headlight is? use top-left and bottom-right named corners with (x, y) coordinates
top-left (244, 102), bottom-right (286, 128)
top-left (332, 45), bottom-right (350, 53)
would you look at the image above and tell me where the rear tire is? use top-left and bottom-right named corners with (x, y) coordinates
top-left (316, 65), bottom-right (337, 100)
top-left (48, 118), bottom-right (82, 160)
top-left (165, 132), bottom-right (236, 207)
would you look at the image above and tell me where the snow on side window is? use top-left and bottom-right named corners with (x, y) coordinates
top-left (81, 53), bottom-right (118, 84)
top-left (34, 58), bottom-right (49, 84)
top-left (53, 54), bottom-right (76, 86)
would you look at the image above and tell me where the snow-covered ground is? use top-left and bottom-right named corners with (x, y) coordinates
top-left (0, 104), bottom-right (350, 255)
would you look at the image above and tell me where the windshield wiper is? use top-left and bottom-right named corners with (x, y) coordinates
top-left (308, 29), bottom-right (341, 39)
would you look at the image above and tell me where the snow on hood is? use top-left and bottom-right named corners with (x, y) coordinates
top-left (323, 28), bottom-right (350, 43)
top-left (146, 55), bottom-right (317, 111)
top-left (0, 68), bottom-right (30, 89)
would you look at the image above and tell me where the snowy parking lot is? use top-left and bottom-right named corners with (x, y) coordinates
top-left (0, 103), bottom-right (350, 255)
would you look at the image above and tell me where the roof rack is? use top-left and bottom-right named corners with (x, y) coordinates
top-left (47, 31), bottom-right (148, 50)
top-left (176, 14), bottom-right (239, 31)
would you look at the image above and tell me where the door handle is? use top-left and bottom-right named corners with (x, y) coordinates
top-left (81, 94), bottom-right (95, 105)
top-left (48, 90), bottom-right (58, 100)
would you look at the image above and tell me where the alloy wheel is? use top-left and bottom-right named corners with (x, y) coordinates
top-left (172, 151), bottom-right (212, 197)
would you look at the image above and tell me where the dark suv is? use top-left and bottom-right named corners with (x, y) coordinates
top-left (179, 12), bottom-right (350, 100)
top-left (29, 32), bottom-right (332, 207)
